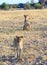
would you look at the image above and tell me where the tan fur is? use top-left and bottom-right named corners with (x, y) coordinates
top-left (13, 36), bottom-right (23, 60)
top-left (23, 15), bottom-right (31, 31)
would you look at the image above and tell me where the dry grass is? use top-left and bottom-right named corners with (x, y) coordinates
top-left (0, 9), bottom-right (47, 64)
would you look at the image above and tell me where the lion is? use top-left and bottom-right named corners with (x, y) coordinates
top-left (13, 36), bottom-right (23, 60)
top-left (23, 15), bottom-right (31, 31)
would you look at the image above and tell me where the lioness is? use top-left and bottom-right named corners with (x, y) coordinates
top-left (13, 36), bottom-right (23, 60)
top-left (23, 15), bottom-right (31, 31)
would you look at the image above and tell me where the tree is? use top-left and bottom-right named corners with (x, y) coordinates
top-left (39, 0), bottom-right (46, 8)
top-left (31, 0), bottom-right (34, 4)
top-left (34, 3), bottom-right (42, 9)
top-left (1, 2), bottom-right (9, 10)
top-left (24, 2), bottom-right (31, 9)
top-left (12, 4), bottom-right (18, 8)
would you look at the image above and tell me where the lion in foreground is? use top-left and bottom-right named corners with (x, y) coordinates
top-left (13, 36), bottom-right (23, 60)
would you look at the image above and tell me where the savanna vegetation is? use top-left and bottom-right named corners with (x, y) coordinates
top-left (0, 9), bottom-right (47, 65)
top-left (0, 0), bottom-right (47, 10)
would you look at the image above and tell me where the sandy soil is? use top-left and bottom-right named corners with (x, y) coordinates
top-left (0, 9), bottom-right (47, 65)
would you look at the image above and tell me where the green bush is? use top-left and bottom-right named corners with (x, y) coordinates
top-left (1, 2), bottom-right (9, 10)
top-left (34, 3), bottom-right (42, 9)
top-left (24, 2), bottom-right (31, 9)
top-left (12, 4), bottom-right (18, 8)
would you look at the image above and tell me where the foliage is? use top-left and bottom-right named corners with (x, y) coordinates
top-left (12, 4), bottom-right (18, 8)
top-left (24, 2), bottom-right (31, 9)
top-left (34, 3), bottom-right (42, 9)
top-left (1, 2), bottom-right (9, 10)
top-left (39, 0), bottom-right (46, 8)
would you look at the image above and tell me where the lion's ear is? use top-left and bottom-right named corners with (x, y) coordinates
top-left (21, 36), bottom-right (23, 38)
top-left (24, 15), bottom-right (28, 17)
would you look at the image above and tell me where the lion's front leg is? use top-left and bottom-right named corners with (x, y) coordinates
top-left (19, 49), bottom-right (23, 60)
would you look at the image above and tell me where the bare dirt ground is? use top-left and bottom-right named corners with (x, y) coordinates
top-left (0, 9), bottom-right (47, 65)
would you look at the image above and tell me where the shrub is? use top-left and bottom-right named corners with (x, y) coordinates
top-left (34, 3), bottom-right (42, 9)
top-left (24, 2), bottom-right (31, 9)
top-left (1, 2), bottom-right (9, 10)
top-left (12, 4), bottom-right (18, 8)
